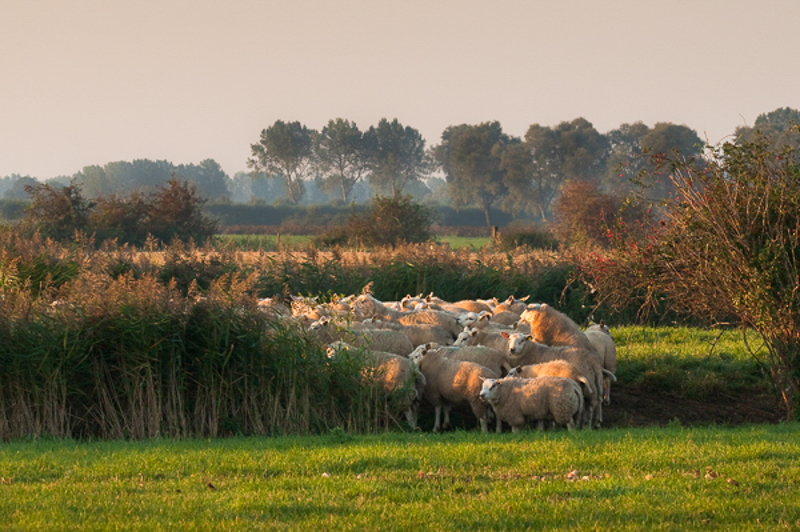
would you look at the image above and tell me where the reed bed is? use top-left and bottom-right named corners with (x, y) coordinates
top-left (0, 228), bottom-right (611, 440)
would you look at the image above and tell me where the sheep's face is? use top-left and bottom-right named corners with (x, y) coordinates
top-left (408, 344), bottom-right (429, 365)
top-left (309, 317), bottom-right (331, 331)
top-left (506, 366), bottom-right (520, 377)
top-left (454, 327), bottom-right (476, 347)
top-left (507, 333), bottom-right (529, 355)
top-left (457, 312), bottom-right (478, 328)
top-left (479, 378), bottom-right (501, 404)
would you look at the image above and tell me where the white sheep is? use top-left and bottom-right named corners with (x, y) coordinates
top-left (519, 303), bottom-right (601, 363)
top-left (375, 321), bottom-right (455, 348)
top-left (584, 321), bottom-right (618, 405)
top-left (352, 294), bottom-right (461, 338)
top-left (506, 360), bottom-right (593, 402)
top-left (408, 346), bottom-right (499, 433)
top-left (431, 344), bottom-right (512, 377)
top-left (503, 332), bottom-right (608, 429)
top-left (310, 319), bottom-right (414, 356)
top-left (479, 376), bottom-right (584, 432)
top-left (454, 325), bottom-right (514, 352)
top-left (327, 342), bottom-right (426, 430)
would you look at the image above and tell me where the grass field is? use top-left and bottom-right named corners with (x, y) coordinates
top-left (0, 424), bottom-right (798, 530)
top-left (215, 233), bottom-right (493, 251)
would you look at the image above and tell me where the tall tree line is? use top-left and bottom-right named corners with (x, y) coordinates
top-left (3, 107), bottom-right (799, 223)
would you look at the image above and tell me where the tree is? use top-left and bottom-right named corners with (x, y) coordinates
top-left (434, 122), bottom-right (512, 227)
top-left (145, 178), bottom-right (218, 244)
top-left (23, 182), bottom-right (93, 241)
top-left (735, 107), bottom-right (800, 151)
top-left (578, 138), bottom-right (800, 419)
top-left (365, 118), bottom-right (428, 197)
top-left (502, 118), bottom-right (608, 222)
top-left (90, 191), bottom-right (149, 246)
top-left (554, 118), bottom-right (609, 182)
top-left (73, 165), bottom-right (112, 199)
top-left (3, 176), bottom-right (39, 200)
top-left (346, 195), bottom-right (437, 247)
top-left (248, 120), bottom-right (315, 204)
top-left (315, 118), bottom-right (370, 203)
top-left (174, 159), bottom-right (231, 201)
top-left (602, 122), bottom-right (703, 202)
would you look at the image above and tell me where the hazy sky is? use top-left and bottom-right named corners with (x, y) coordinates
top-left (2, 0), bottom-right (799, 179)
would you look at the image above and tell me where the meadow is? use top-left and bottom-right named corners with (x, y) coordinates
top-left (0, 424), bottom-right (798, 530)
top-left (213, 233), bottom-right (492, 251)
top-left (0, 228), bottom-right (794, 528)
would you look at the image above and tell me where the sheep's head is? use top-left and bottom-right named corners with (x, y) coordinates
top-left (454, 327), bottom-right (477, 347)
top-left (457, 312), bottom-right (479, 328)
top-left (479, 378), bottom-right (502, 404)
top-left (506, 365), bottom-right (522, 377)
top-left (505, 332), bottom-right (531, 355)
top-left (408, 344), bottom-right (431, 366)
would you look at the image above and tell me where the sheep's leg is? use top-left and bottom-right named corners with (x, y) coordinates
top-left (479, 416), bottom-right (488, 433)
top-left (432, 405), bottom-right (442, 432)
top-left (603, 378), bottom-right (611, 405)
top-left (511, 425), bottom-right (520, 434)
top-left (536, 420), bottom-right (545, 431)
top-left (442, 405), bottom-right (452, 430)
top-left (405, 406), bottom-right (419, 431)
top-left (593, 402), bottom-right (602, 429)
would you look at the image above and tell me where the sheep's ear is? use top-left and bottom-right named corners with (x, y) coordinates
top-left (506, 295), bottom-right (514, 304)
top-left (527, 335), bottom-right (533, 341)
top-left (470, 329), bottom-right (477, 337)
top-left (521, 295), bottom-right (530, 301)
top-left (500, 331), bottom-right (510, 338)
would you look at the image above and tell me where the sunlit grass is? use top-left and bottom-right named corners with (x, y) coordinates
top-left (434, 235), bottom-right (492, 250)
top-left (612, 325), bottom-right (769, 398)
top-left (0, 424), bottom-right (797, 530)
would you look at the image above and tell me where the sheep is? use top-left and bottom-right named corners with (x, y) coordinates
top-left (503, 332), bottom-right (608, 429)
top-left (492, 295), bottom-right (530, 315)
top-left (519, 303), bottom-right (600, 362)
top-left (408, 346), bottom-right (499, 433)
top-left (352, 294), bottom-right (462, 338)
top-left (328, 342), bottom-right (426, 429)
top-left (448, 299), bottom-right (494, 314)
top-left (479, 376), bottom-right (584, 432)
top-left (373, 321), bottom-right (455, 348)
top-left (584, 321), bottom-right (618, 405)
top-left (310, 319), bottom-right (414, 356)
top-left (432, 344), bottom-right (513, 377)
top-left (454, 325), bottom-right (514, 352)
top-left (506, 360), bottom-right (593, 401)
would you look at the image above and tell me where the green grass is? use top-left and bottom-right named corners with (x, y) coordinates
top-left (612, 325), bottom-right (769, 399)
top-left (434, 235), bottom-right (492, 250)
top-left (0, 424), bottom-right (798, 530)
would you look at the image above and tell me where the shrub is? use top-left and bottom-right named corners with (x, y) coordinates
top-left (315, 195), bottom-right (437, 248)
top-left (496, 223), bottom-right (559, 251)
top-left (577, 137), bottom-right (800, 419)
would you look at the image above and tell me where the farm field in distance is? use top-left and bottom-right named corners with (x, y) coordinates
top-left (214, 233), bottom-right (492, 251)
top-left (0, 424), bottom-right (798, 530)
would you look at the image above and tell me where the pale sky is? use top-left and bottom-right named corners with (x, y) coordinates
top-left (2, 0), bottom-right (799, 180)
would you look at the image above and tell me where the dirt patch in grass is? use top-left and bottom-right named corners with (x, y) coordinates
top-left (604, 383), bottom-right (787, 427)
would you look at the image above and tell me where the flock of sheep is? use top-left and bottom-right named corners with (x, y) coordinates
top-left (263, 290), bottom-right (618, 433)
